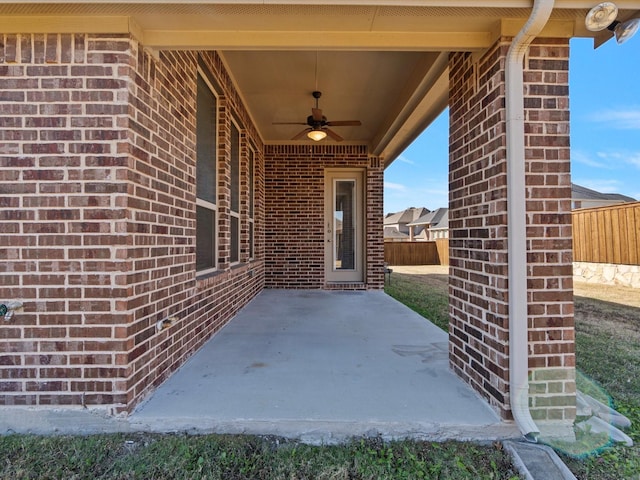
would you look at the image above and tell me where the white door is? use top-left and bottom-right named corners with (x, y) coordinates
top-left (324, 169), bottom-right (364, 283)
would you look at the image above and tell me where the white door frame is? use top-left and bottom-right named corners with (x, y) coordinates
top-left (324, 168), bottom-right (365, 283)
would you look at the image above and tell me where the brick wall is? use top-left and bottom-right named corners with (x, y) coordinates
top-left (264, 146), bottom-right (384, 289)
top-left (1, 34), bottom-right (134, 408)
top-left (448, 38), bottom-right (575, 424)
top-left (123, 48), bottom-right (266, 410)
top-left (0, 34), bottom-right (264, 412)
top-left (366, 156), bottom-right (385, 288)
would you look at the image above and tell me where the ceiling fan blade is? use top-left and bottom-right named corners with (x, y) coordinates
top-left (273, 122), bottom-right (308, 125)
top-left (325, 128), bottom-right (343, 142)
top-left (291, 128), bottom-right (311, 140)
top-left (326, 120), bottom-right (362, 127)
top-left (312, 108), bottom-right (323, 122)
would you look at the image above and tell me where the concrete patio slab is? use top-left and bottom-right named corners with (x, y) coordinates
top-left (0, 290), bottom-right (520, 443)
top-left (129, 290), bottom-right (519, 444)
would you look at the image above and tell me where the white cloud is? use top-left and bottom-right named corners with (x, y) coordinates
top-left (384, 181), bottom-right (406, 191)
top-left (572, 151), bottom-right (609, 169)
top-left (623, 153), bottom-right (640, 169)
top-left (421, 188), bottom-right (449, 208)
top-left (589, 108), bottom-right (640, 130)
top-left (595, 151), bottom-right (622, 160)
top-left (595, 150), bottom-right (640, 170)
top-left (396, 154), bottom-right (415, 165)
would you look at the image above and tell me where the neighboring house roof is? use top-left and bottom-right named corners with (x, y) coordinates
top-left (408, 207), bottom-right (448, 229)
top-left (384, 207), bottom-right (429, 226)
top-left (431, 215), bottom-right (449, 230)
top-left (414, 229), bottom-right (427, 239)
top-left (571, 183), bottom-right (636, 204)
top-left (383, 227), bottom-right (409, 240)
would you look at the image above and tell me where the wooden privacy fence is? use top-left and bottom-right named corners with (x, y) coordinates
top-left (436, 238), bottom-right (449, 265)
top-left (385, 202), bottom-right (639, 267)
top-left (572, 202), bottom-right (640, 266)
top-left (384, 239), bottom-right (449, 266)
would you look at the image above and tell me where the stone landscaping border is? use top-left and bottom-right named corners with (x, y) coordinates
top-left (573, 262), bottom-right (640, 288)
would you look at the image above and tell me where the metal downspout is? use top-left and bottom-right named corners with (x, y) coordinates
top-left (505, 0), bottom-right (555, 442)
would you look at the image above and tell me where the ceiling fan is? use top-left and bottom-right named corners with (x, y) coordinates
top-left (273, 91), bottom-right (362, 142)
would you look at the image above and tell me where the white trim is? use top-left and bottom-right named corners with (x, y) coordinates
top-left (248, 146), bottom-right (255, 261)
top-left (195, 68), bottom-right (220, 275)
top-left (229, 119), bottom-right (242, 266)
top-left (324, 169), bottom-right (365, 283)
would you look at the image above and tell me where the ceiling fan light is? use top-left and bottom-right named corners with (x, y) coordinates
top-left (307, 129), bottom-right (327, 141)
top-left (585, 2), bottom-right (618, 31)
top-left (614, 18), bottom-right (640, 44)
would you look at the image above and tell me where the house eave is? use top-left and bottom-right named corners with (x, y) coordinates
top-left (1, 2), bottom-right (632, 162)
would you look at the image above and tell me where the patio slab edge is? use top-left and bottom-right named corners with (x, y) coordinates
top-left (1, 407), bottom-right (520, 445)
top-left (129, 416), bottom-right (521, 445)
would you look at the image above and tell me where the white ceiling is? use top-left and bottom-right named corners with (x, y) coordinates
top-left (221, 50), bottom-right (444, 148)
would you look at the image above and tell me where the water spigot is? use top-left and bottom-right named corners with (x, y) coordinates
top-left (1, 301), bottom-right (23, 321)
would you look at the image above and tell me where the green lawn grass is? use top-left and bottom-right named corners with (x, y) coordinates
top-left (384, 274), bottom-right (450, 331)
top-left (386, 272), bottom-right (640, 480)
top-left (559, 298), bottom-right (640, 480)
top-left (0, 434), bottom-right (520, 479)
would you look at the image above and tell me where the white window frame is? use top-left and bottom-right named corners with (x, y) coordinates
top-left (229, 118), bottom-right (241, 266)
top-left (195, 69), bottom-right (219, 276)
top-left (248, 145), bottom-right (255, 261)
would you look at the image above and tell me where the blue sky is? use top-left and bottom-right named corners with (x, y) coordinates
top-left (384, 36), bottom-right (640, 214)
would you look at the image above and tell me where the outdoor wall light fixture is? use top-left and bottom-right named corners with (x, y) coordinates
top-left (307, 129), bottom-right (327, 141)
top-left (586, 2), bottom-right (640, 44)
top-left (610, 18), bottom-right (640, 44)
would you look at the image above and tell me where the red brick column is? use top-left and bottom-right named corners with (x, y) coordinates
top-left (448, 38), bottom-right (575, 429)
top-left (366, 156), bottom-right (385, 288)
